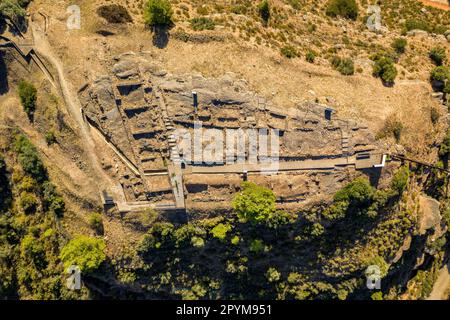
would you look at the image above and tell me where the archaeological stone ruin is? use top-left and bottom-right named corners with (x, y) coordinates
top-left (79, 52), bottom-right (385, 213)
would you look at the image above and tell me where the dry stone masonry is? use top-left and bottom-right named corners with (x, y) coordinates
top-left (79, 52), bottom-right (384, 213)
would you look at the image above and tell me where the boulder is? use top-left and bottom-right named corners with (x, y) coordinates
top-left (112, 60), bottom-right (138, 79)
top-left (418, 195), bottom-right (441, 235)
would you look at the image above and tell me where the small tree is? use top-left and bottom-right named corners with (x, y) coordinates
top-left (372, 56), bottom-right (397, 85)
top-left (60, 236), bottom-right (106, 273)
top-left (258, 0), bottom-right (270, 24)
top-left (18, 80), bottom-right (37, 118)
top-left (232, 182), bottom-right (276, 224)
top-left (144, 0), bottom-right (173, 27)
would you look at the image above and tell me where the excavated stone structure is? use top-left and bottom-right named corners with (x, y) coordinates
top-left (79, 52), bottom-right (384, 213)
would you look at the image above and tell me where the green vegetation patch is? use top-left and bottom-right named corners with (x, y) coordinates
top-left (18, 80), bottom-right (37, 118)
top-left (190, 17), bottom-right (215, 31)
top-left (60, 236), bottom-right (106, 274)
top-left (97, 4), bottom-right (132, 24)
top-left (144, 0), bottom-right (173, 26)
top-left (325, 0), bottom-right (358, 20)
top-left (331, 56), bottom-right (354, 75)
top-left (371, 53), bottom-right (398, 85)
top-left (232, 182), bottom-right (276, 224)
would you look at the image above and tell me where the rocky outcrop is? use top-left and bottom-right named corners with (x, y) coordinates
top-left (418, 195), bottom-right (442, 235)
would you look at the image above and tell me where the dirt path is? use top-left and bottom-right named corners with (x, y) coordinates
top-left (30, 22), bottom-right (116, 196)
top-left (428, 261), bottom-right (450, 300)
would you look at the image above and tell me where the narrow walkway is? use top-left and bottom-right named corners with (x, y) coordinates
top-left (29, 21), bottom-right (119, 203)
top-left (155, 90), bottom-right (186, 209)
top-left (186, 155), bottom-right (359, 174)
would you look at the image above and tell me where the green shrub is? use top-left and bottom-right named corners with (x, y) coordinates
top-left (281, 45), bottom-right (297, 59)
top-left (144, 0), bottom-right (173, 26)
top-left (258, 0), bottom-right (270, 23)
top-left (249, 239), bottom-right (265, 253)
top-left (210, 223), bottom-right (231, 241)
top-left (366, 255), bottom-right (389, 278)
top-left (331, 56), bottom-right (354, 75)
top-left (45, 130), bottom-right (56, 146)
top-left (309, 223), bottom-right (325, 237)
top-left (0, 0), bottom-right (26, 23)
top-left (190, 17), bottom-right (215, 31)
top-left (42, 182), bottom-right (65, 216)
top-left (430, 66), bottom-right (450, 82)
top-left (333, 177), bottom-right (374, 204)
top-left (14, 134), bottom-right (47, 182)
top-left (20, 234), bottom-right (46, 268)
top-left (325, 0), bottom-right (358, 20)
top-left (232, 182), bottom-right (276, 224)
top-left (405, 19), bottom-right (430, 32)
top-left (19, 191), bottom-right (38, 214)
top-left (266, 210), bottom-right (291, 228)
top-left (376, 117), bottom-right (403, 142)
top-left (60, 236), bottom-right (106, 273)
top-left (372, 55), bottom-right (397, 84)
top-left (191, 236), bottom-right (204, 248)
top-left (266, 267), bottom-right (281, 282)
top-left (391, 166), bottom-right (409, 195)
top-left (323, 177), bottom-right (375, 221)
top-left (371, 291), bottom-right (383, 300)
top-left (306, 50), bottom-right (316, 63)
top-left (391, 38), bottom-right (407, 54)
top-left (97, 4), bottom-right (132, 23)
top-left (392, 121), bottom-right (403, 142)
top-left (138, 222), bottom-right (174, 252)
top-left (89, 213), bottom-right (104, 234)
top-left (429, 47), bottom-right (447, 66)
top-left (18, 80), bottom-right (37, 118)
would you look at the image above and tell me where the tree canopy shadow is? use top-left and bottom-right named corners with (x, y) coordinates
top-left (0, 52), bottom-right (9, 95)
top-left (152, 25), bottom-right (171, 49)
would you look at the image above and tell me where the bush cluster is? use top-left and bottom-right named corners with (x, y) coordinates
top-left (331, 56), bottom-right (354, 75)
top-left (325, 0), bottom-right (358, 20)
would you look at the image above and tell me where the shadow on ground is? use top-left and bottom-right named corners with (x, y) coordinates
top-left (152, 25), bottom-right (170, 49)
top-left (0, 52), bottom-right (9, 95)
